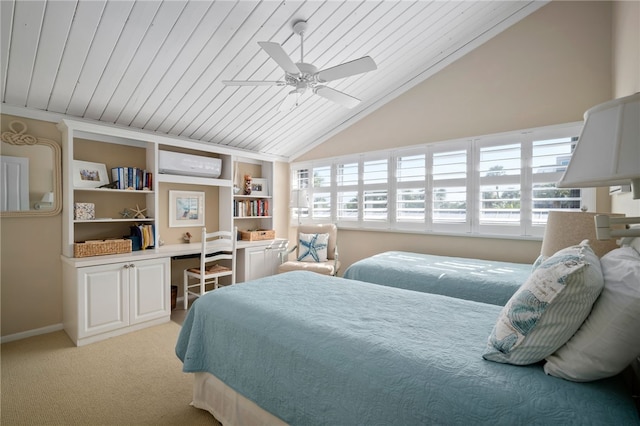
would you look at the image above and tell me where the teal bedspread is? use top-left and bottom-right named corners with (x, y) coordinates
top-left (343, 251), bottom-right (532, 305)
top-left (176, 271), bottom-right (639, 426)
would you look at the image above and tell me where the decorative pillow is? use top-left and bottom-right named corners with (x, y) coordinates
top-left (483, 241), bottom-right (604, 365)
top-left (531, 254), bottom-right (548, 271)
top-left (544, 246), bottom-right (640, 381)
top-left (297, 233), bottom-right (329, 262)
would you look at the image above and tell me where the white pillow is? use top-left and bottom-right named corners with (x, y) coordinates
top-left (544, 246), bottom-right (640, 381)
top-left (483, 241), bottom-right (604, 365)
top-left (297, 233), bottom-right (329, 262)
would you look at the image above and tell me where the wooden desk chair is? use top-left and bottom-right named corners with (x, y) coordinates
top-left (183, 227), bottom-right (237, 309)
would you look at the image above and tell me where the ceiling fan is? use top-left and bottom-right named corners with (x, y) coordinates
top-left (222, 20), bottom-right (377, 112)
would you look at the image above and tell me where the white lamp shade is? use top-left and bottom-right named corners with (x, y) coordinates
top-left (557, 92), bottom-right (639, 190)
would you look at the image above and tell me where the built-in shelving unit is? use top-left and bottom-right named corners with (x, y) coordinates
top-left (56, 119), bottom-right (285, 345)
top-left (230, 157), bottom-right (275, 234)
top-left (58, 119), bottom-right (281, 258)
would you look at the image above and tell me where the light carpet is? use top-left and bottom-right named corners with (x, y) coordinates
top-left (1, 321), bottom-right (220, 425)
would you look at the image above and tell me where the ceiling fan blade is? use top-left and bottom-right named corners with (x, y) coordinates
top-left (317, 56), bottom-right (377, 83)
top-left (222, 80), bottom-right (285, 86)
top-left (278, 91), bottom-right (300, 112)
top-left (314, 86), bottom-right (360, 109)
top-left (258, 41), bottom-right (300, 75)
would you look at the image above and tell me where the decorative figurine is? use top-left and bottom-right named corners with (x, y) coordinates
top-left (244, 174), bottom-right (252, 195)
top-left (129, 204), bottom-right (147, 219)
top-left (99, 181), bottom-right (119, 189)
top-left (183, 232), bottom-right (192, 243)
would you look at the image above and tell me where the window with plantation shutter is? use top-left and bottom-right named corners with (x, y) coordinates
top-left (362, 158), bottom-right (388, 222)
top-left (337, 162), bottom-right (358, 221)
top-left (432, 148), bottom-right (467, 225)
top-left (397, 154), bottom-right (426, 223)
top-left (311, 166), bottom-right (331, 219)
top-left (531, 136), bottom-right (582, 226)
top-left (290, 122), bottom-right (592, 239)
top-left (478, 142), bottom-right (521, 226)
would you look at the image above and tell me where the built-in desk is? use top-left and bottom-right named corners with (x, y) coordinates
top-left (61, 239), bottom-right (287, 268)
top-left (60, 238), bottom-right (287, 346)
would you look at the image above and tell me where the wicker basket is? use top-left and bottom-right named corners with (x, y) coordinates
top-left (240, 229), bottom-right (275, 241)
top-left (74, 239), bottom-right (132, 258)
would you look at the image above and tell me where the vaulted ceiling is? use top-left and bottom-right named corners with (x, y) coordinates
top-left (1, 0), bottom-right (546, 161)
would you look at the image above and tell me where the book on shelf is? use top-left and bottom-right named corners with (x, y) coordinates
top-left (233, 199), bottom-right (270, 217)
top-left (110, 167), bottom-right (153, 190)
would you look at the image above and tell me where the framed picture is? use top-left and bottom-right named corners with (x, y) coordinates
top-left (169, 190), bottom-right (205, 227)
top-left (250, 178), bottom-right (269, 196)
top-left (73, 160), bottom-right (109, 188)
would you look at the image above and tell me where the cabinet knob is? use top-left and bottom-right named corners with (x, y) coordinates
top-left (123, 264), bottom-right (129, 269)
top-left (129, 263), bottom-right (135, 268)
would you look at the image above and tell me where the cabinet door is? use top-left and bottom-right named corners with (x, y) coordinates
top-left (78, 263), bottom-right (128, 338)
top-left (129, 258), bottom-right (170, 324)
top-left (244, 241), bottom-right (287, 282)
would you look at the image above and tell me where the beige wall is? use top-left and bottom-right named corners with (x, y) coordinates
top-left (1, 116), bottom-right (63, 336)
top-left (296, 1), bottom-right (612, 161)
top-left (611, 0), bottom-right (640, 218)
top-left (292, 1), bottom-right (620, 275)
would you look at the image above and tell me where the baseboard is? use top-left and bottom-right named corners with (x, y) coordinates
top-left (1, 323), bottom-right (64, 344)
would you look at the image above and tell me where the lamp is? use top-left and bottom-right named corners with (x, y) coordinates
top-left (540, 211), bottom-right (621, 258)
top-left (34, 192), bottom-right (54, 210)
top-left (557, 92), bottom-right (639, 198)
top-left (290, 189), bottom-right (309, 225)
top-left (555, 92), bottom-right (640, 241)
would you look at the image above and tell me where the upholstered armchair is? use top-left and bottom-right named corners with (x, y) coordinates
top-left (278, 223), bottom-right (340, 276)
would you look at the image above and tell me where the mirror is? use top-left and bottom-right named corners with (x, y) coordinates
top-left (1, 120), bottom-right (61, 217)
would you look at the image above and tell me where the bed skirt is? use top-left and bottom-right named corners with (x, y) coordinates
top-left (192, 372), bottom-right (287, 426)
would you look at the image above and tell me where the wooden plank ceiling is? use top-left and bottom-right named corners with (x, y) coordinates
top-left (1, 0), bottom-right (546, 160)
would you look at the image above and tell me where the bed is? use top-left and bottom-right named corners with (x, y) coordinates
top-left (342, 251), bottom-right (532, 305)
top-left (176, 271), bottom-right (639, 425)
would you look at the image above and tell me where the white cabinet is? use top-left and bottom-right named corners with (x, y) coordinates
top-left (63, 257), bottom-right (170, 346)
top-left (237, 240), bottom-right (288, 283)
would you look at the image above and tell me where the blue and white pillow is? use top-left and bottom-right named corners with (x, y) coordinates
top-left (544, 245), bottom-right (640, 381)
top-left (483, 240), bottom-right (604, 365)
top-left (297, 233), bottom-right (329, 262)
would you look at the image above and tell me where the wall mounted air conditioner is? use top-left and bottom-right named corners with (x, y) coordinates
top-left (158, 151), bottom-right (222, 179)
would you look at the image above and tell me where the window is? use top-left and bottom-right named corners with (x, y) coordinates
top-left (477, 141), bottom-right (522, 235)
top-left (291, 122), bottom-right (592, 238)
top-left (363, 158), bottom-right (388, 223)
top-left (396, 153), bottom-right (426, 226)
top-left (337, 162), bottom-right (358, 222)
top-left (432, 147), bottom-right (468, 231)
top-left (531, 135), bottom-right (582, 226)
top-left (311, 166), bottom-right (331, 219)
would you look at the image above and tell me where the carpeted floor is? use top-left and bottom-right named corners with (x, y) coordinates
top-left (1, 316), bottom-right (220, 425)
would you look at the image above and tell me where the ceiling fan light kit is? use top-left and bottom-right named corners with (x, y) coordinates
top-left (223, 20), bottom-right (377, 111)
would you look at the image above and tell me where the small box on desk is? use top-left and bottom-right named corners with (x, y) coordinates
top-left (240, 229), bottom-right (275, 241)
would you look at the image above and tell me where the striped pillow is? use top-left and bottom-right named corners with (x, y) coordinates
top-left (483, 240), bottom-right (604, 365)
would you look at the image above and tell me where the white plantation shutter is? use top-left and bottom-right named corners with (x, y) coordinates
top-left (290, 122), bottom-right (592, 238)
top-left (432, 147), bottom-right (468, 232)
